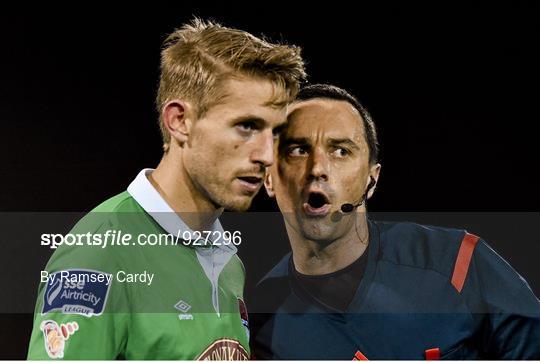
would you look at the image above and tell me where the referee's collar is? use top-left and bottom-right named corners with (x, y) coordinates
top-left (127, 168), bottom-right (233, 252)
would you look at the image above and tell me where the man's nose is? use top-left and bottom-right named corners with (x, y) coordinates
top-left (250, 130), bottom-right (274, 167)
top-left (309, 148), bottom-right (329, 182)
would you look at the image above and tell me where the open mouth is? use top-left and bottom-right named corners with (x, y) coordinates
top-left (237, 176), bottom-right (263, 193)
top-left (308, 192), bottom-right (329, 208)
top-left (238, 176), bottom-right (262, 185)
top-left (303, 191), bottom-right (331, 216)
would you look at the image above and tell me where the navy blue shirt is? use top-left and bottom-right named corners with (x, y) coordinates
top-left (250, 220), bottom-right (540, 359)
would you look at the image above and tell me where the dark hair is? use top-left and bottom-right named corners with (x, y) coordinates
top-left (295, 84), bottom-right (379, 165)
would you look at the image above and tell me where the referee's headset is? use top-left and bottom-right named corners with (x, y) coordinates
top-left (340, 176), bottom-right (377, 213)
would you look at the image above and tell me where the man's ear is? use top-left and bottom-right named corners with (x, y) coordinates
top-left (162, 100), bottom-right (193, 146)
top-left (367, 163), bottom-right (382, 199)
top-left (264, 171), bottom-right (275, 198)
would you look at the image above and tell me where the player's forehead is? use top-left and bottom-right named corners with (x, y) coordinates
top-left (217, 76), bottom-right (287, 109)
top-left (205, 76), bottom-right (288, 123)
top-left (284, 98), bottom-right (366, 142)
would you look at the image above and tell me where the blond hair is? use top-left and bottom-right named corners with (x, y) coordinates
top-left (157, 18), bottom-right (306, 152)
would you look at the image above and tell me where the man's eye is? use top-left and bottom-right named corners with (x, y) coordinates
top-left (332, 148), bottom-right (350, 158)
top-left (236, 122), bottom-right (255, 133)
top-left (288, 146), bottom-right (307, 157)
top-left (236, 122), bottom-right (257, 133)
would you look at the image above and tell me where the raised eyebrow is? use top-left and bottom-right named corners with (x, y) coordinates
top-left (328, 138), bottom-right (360, 149)
top-left (280, 137), bottom-right (310, 146)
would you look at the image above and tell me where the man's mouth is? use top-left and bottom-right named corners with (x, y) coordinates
top-left (303, 191), bottom-right (331, 216)
top-left (236, 176), bottom-right (263, 193)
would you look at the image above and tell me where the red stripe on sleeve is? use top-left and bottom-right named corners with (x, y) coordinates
top-left (451, 232), bottom-right (480, 293)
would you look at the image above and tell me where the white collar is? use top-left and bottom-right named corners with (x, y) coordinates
top-left (127, 168), bottom-right (235, 252)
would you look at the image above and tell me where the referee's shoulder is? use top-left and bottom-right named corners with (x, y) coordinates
top-left (375, 220), bottom-right (471, 276)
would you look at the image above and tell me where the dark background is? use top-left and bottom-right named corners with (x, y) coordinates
top-left (1, 2), bottom-right (539, 359)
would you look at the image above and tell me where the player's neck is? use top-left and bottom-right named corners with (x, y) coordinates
top-left (149, 154), bottom-right (223, 232)
top-left (288, 214), bottom-right (369, 276)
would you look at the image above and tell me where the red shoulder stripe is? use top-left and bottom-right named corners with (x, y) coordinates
top-left (451, 232), bottom-right (480, 293)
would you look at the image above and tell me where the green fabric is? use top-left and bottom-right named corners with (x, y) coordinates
top-left (28, 192), bottom-right (249, 360)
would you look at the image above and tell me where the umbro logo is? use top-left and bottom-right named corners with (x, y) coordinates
top-left (175, 300), bottom-right (194, 320)
top-left (174, 300), bottom-right (192, 313)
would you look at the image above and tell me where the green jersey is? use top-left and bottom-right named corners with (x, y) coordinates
top-left (28, 169), bottom-right (250, 360)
